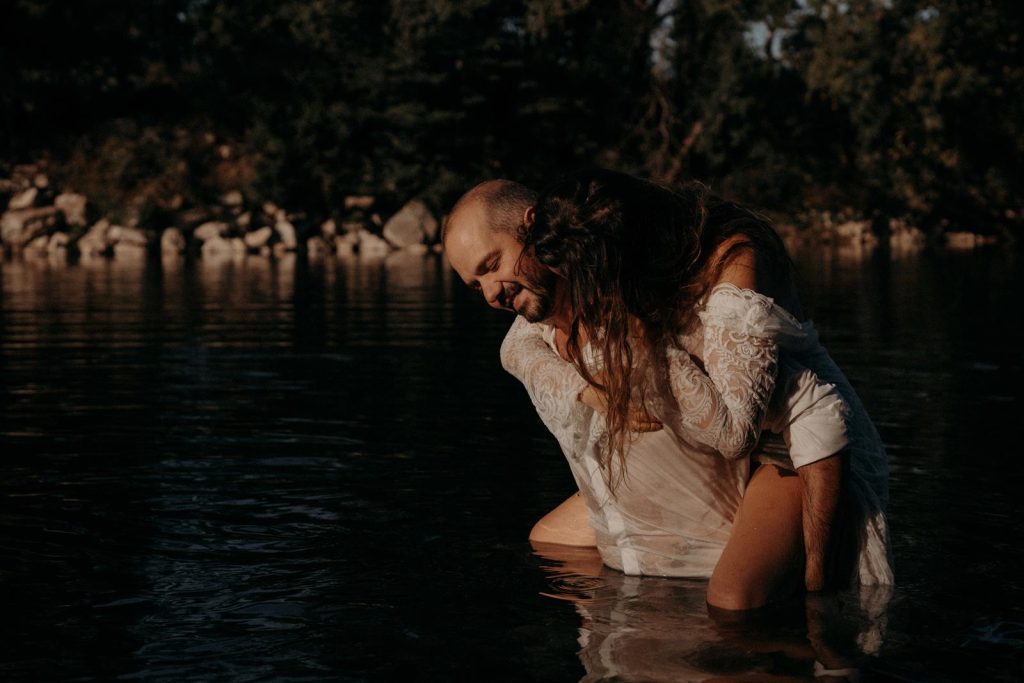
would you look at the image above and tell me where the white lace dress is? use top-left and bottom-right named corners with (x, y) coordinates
top-left (500, 284), bottom-right (893, 584)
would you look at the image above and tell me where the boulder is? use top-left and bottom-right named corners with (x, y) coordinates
top-left (403, 243), bottom-right (429, 256)
top-left (236, 211), bottom-right (252, 229)
top-left (48, 231), bottom-right (69, 253)
top-left (946, 231), bottom-right (997, 249)
top-left (335, 232), bottom-right (358, 256)
top-left (194, 221), bottom-right (228, 242)
top-left (24, 234), bottom-right (49, 252)
top-left (77, 219), bottom-right (113, 256)
top-left (201, 235), bottom-right (232, 257)
top-left (275, 220), bottom-right (297, 249)
top-left (1, 206), bottom-right (60, 246)
top-left (834, 220), bottom-right (871, 243)
top-left (113, 241), bottom-right (147, 259)
top-left (320, 219), bottom-right (337, 239)
top-left (358, 229), bottom-right (391, 257)
top-left (54, 193), bottom-right (88, 227)
top-left (109, 225), bottom-right (149, 247)
top-left (383, 199), bottom-right (437, 248)
top-left (33, 173), bottom-right (49, 189)
top-left (8, 187), bottom-right (38, 211)
top-left (244, 226), bottom-right (274, 249)
top-left (307, 236), bottom-right (329, 258)
top-left (160, 228), bottom-right (186, 254)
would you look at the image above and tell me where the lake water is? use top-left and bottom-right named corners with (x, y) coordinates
top-left (1, 245), bottom-right (1021, 681)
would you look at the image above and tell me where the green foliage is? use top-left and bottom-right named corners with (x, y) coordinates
top-left (2, 0), bottom-right (1021, 235)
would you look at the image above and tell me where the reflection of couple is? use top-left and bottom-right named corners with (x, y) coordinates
top-left (536, 545), bottom-right (892, 681)
top-left (444, 169), bottom-right (893, 611)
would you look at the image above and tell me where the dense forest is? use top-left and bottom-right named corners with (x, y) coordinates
top-left (2, 0), bottom-right (1022, 239)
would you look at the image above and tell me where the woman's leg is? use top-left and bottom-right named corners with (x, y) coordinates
top-left (528, 491), bottom-right (597, 547)
top-left (708, 464), bottom-right (805, 611)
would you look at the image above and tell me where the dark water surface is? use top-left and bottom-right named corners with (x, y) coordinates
top-left (1, 246), bottom-right (1021, 681)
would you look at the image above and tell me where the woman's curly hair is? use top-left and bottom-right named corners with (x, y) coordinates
top-left (522, 168), bottom-right (792, 482)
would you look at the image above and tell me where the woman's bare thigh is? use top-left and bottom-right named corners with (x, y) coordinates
top-left (707, 464), bottom-right (804, 611)
top-left (528, 492), bottom-right (597, 547)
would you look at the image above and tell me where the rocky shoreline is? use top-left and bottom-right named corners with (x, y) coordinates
top-left (0, 168), bottom-right (442, 263)
top-left (0, 168), bottom-right (1002, 263)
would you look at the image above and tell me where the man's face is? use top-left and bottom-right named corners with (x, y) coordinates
top-left (445, 202), bottom-right (557, 322)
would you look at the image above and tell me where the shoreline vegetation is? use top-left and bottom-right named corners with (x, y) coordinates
top-left (3, 2), bottom-right (1021, 255)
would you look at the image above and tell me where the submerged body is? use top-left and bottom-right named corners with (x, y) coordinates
top-left (503, 284), bottom-right (893, 584)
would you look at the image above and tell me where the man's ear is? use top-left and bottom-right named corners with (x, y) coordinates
top-left (522, 206), bottom-right (536, 230)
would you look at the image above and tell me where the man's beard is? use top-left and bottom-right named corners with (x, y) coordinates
top-left (515, 260), bottom-right (557, 323)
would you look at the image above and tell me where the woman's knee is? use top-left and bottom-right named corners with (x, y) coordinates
top-left (706, 574), bottom-right (773, 611)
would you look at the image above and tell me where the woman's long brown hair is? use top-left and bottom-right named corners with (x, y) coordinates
top-left (523, 168), bottom-right (793, 485)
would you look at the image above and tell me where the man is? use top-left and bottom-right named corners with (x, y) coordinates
top-left (444, 179), bottom-right (853, 608)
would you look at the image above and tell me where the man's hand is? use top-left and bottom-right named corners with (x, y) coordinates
top-left (579, 385), bottom-right (663, 433)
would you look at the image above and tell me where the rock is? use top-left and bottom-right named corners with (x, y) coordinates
top-left (307, 236), bottom-right (329, 257)
top-left (33, 173), bottom-right (49, 189)
top-left (77, 219), bottom-right (112, 256)
top-left (1, 206), bottom-right (60, 246)
top-left (320, 219), bottom-right (337, 239)
top-left (335, 232), bottom-right (358, 256)
top-left (946, 231), bottom-right (998, 249)
top-left (109, 225), bottom-right (149, 247)
top-left (8, 187), bottom-right (38, 211)
top-left (834, 220), bottom-right (871, 243)
top-left (194, 221), bottom-right (228, 242)
top-left (221, 190), bottom-right (244, 208)
top-left (383, 200), bottom-right (436, 248)
top-left (48, 231), bottom-right (69, 253)
top-left (403, 243), bottom-right (429, 256)
top-left (275, 220), bottom-right (297, 249)
top-left (113, 241), bottom-right (147, 259)
top-left (358, 229), bottom-right (391, 257)
top-left (201, 235), bottom-right (233, 257)
top-left (55, 193), bottom-right (88, 227)
top-left (244, 226), bottom-right (274, 249)
top-left (231, 237), bottom-right (247, 255)
top-left (24, 234), bottom-right (49, 252)
top-left (236, 211), bottom-right (252, 229)
top-left (890, 223), bottom-right (925, 250)
top-left (161, 228), bottom-right (186, 254)
top-left (344, 195), bottom-right (375, 211)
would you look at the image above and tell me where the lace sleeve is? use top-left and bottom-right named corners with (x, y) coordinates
top-left (652, 284), bottom-right (804, 460)
top-left (657, 325), bottom-right (778, 460)
top-left (499, 316), bottom-right (591, 449)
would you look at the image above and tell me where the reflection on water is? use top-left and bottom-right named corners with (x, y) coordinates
top-left (1, 246), bottom-right (1023, 681)
top-left (533, 542), bottom-right (892, 681)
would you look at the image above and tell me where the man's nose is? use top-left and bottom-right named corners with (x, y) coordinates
top-left (482, 280), bottom-right (504, 308)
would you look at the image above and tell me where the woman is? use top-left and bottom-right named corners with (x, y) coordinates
top-left (509, 168), bottom-right (892, 608)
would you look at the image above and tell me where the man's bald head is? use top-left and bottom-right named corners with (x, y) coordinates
top-left (444, 179), bottom-right (558, 322)
top-left (443, 179), bottom-right (537, 245)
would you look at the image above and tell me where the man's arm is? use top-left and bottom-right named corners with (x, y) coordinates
top-left (798, 453), bottom-right (845, 592)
